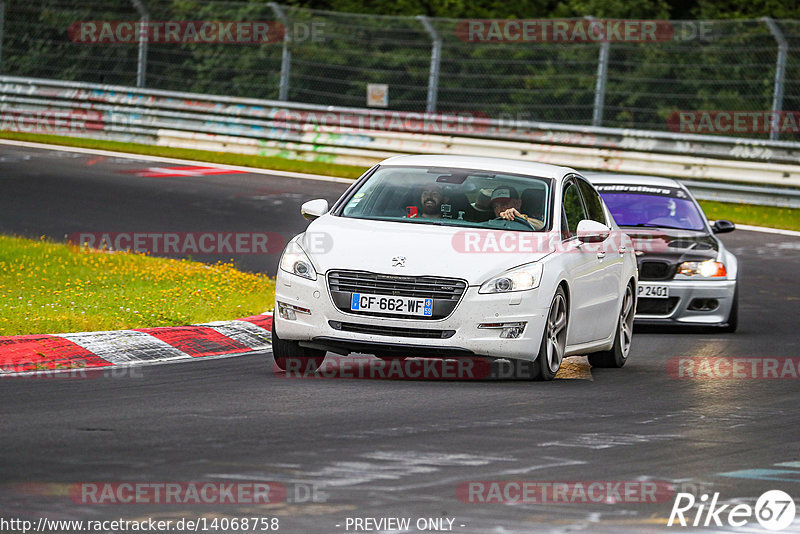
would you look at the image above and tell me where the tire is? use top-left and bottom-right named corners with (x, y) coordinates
top-left (588, 282), bottom-right (635, 369)
top-left (533, 287), bottom-right (568, 381)
top-left (720, 285), bottom-right (738, 333)
top-left (271, 320), bottom-right (326, 372)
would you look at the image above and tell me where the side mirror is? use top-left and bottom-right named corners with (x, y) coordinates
top-left (301, 199), bottom-right (329, 221)
top-left (576, 219), bottom-right (610, 243)
top-left (712, 220), bottom-right (735, 234)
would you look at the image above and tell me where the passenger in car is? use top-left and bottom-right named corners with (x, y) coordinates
top-left (418, 185), bottom-right (449, 218)
top-left (462, 187), bottom-right (494, 222)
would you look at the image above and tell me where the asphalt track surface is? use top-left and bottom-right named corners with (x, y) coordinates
top-left (1, 144), bottom-right (800, 533)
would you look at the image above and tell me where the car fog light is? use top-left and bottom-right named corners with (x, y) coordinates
top-left (688, 298), bottom-right (719, 312)
top-left (501, 323), bottom-right (526, 339)
top-left (278, 302), bottom-right (296, 321)
top-left (277, 301), bottom-right (311, 321)
top-left (479, 321), bottom-right (527, 339)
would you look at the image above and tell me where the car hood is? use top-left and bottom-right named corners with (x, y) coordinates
top-left (621, 227), bottom-right (719, 263)
top-left (299, 215), bottom-right (555, 285)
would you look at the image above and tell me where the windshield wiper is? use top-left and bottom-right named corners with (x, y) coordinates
top-left (620, 223), bottom-right (696, 231)
top-left (407, 219), bottom-right (451, 226)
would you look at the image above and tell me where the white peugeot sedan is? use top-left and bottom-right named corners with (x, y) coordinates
top-left (272, 155), bottom-right (638, 380)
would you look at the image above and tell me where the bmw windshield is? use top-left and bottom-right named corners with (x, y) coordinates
top-left (338, 166), bottom-right (552, 231)
top-left (595, 184), bottom-right (707, 232)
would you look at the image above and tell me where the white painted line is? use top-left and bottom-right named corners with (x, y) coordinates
top-left (774, 461), bottom-right (800, 468)
top-left (0, 138), bottom-right (355, 184)
top-left (735, 224), bottom-right (800, 237)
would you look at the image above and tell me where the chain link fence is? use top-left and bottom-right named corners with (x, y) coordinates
top-left (2, 0), bottom-right (799, 140)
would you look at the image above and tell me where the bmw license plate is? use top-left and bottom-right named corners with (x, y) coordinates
top-left (350, 293), bottom-right (433, 317)
top-left (638, 284), bottom-right (669, 299)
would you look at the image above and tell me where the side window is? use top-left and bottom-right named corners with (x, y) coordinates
top-left (576, 179), bottom-right (606, 224)
top-left (562, 181), bottom-right (587, 238)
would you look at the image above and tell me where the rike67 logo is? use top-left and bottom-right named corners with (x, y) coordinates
top-left (668, 490), bottom-right (796, 531)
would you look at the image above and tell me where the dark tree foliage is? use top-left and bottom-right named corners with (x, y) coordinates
top-left (287, 0), bottom-right (800, 19)
top-left (2, 0), bottom-right (797, 139)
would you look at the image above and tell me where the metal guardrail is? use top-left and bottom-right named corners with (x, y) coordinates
top-left (683, 180), bottom-right (800, 209)
top-left (1, 75), bottom-right (799, 207)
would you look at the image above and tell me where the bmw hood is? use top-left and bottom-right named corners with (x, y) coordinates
top-left (297, 215), bottom-right (556, 285)
top-left (622, 227), bottom-right (719, 263)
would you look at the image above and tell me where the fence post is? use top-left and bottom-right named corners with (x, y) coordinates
top-left (417, 15), bottom-right (441, 113)
top-left (0, 1), bottom-right (5, 72)
top-left (586, 16), bottom-right (609, 127)
top-left (763, 17), bottom-right (787, 142)
top-left (131, 0), bottom-right (149, 88)
top-left (270, 3), bottom-right (291, 101)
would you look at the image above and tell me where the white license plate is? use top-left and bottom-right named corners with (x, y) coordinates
top-left (350, 293), bottom-right (433, 317)
top-left (638, 284), bottom-right (669, 299)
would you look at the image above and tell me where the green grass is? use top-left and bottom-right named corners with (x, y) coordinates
top-left (698, 200), bottom-right (800, 232)
top-left (0, 235), bottom-right (275, 336)
top-left (3, 130), bottom-right (798, 231)
top-left (0, 131), bottom-right (365, 179)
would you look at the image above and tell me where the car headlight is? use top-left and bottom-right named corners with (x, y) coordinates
top-left (677, 260), bottom-right (727, 278)
top-left (279, 239), bottom-right (317, 280)
top-left (479, 263), bottom-right (543, 294)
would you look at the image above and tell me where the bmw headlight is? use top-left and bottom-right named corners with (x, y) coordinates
top-left (479, 263), bottom-right (543, 294)
top-left (677, 260), bottom-right (727, 278)
top-left (279, 238), bottom-right (317, 280)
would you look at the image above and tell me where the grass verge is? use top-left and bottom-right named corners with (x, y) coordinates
top-left (0, 131), bottom-right (365, 179)
top-left (0, 235), bottom-right (275, 336)
top-left (2, 131), bottom-right (798, 231)
top-left (698, 200), bottom-right (800, 232)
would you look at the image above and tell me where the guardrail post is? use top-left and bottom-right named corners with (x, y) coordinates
top-left (417, 15), bottom-right (441, 113)
top-left (763, 17), bottom-right (788, 142)
top-left (131, 0), bottom-right (149, 88)
top-left (270, 3), bottom-right (291, 101)
top-left (586, 16), bottom-right (609, 127)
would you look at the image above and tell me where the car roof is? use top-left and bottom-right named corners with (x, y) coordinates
top-left (584, 172), bottom-right (686, 189)
top-left (380, 155), bottom-right (575, 180)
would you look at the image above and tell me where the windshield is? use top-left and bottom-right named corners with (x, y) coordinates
top-left (595, 184), bottom-right (706, 232)
top-left (339, 165), bottom-right (551, 231)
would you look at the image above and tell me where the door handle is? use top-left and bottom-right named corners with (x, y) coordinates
top-left (618, 245), bottom-right (626, 255)
top-left (597, 251), bottom-right (606, 259)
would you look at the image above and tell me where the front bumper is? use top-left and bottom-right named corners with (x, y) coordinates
top-left (274, 271), bottom-right (550, 361)
top-left (635, 279), bottom-right (736, 326)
